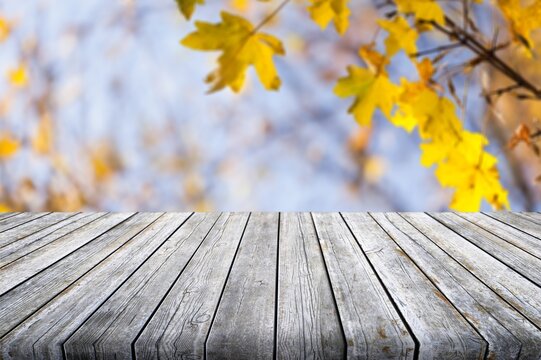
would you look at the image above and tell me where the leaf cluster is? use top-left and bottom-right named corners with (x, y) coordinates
top-left (175, 0), bottom-right (541, 210)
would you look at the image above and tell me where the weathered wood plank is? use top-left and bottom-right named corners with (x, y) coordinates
top-left (206, 212), bottom-right (278, 360)
top-left (457, 212), bottom-right (541, 260)
top-left (518, 212), bottom-right (541, 226)
top-left (0, 212), bottom-right (49, 234)
top-left (432, 212), bottom-right (541, 286)
top-left (402, 213), bottom-right (541, 330)
top-left (374, 212), bottom-right (541, 359)
top-left (134, 212), bottom-right (249, 360)
top-left (344, 213), bottom-right (487, 359)
top-left (311, 212), bottom-right (415, 359)
top-left (0, 213), bottom-right (190, 360)
top-left (0, 212), bottom-right (76, 249)
top-left (64, 212), bottom-right (218, 360)
top-left (485, 212), bottom-right (541, 239)
top-left (0, 212), bottom-right (18, 221)
top-left (0, 212), bottom-right (140, 338)
top-left (0, 213), bottom-right (105, 268)
top-left (0, 211), bottom-right (539, 360)
top-left (276, 212), bottom-right (344, 360)
top-left (0, 212), bottom-right (133, 295)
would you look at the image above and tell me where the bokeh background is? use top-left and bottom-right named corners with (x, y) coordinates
top-left (0, 0), bottom-right (540, 211)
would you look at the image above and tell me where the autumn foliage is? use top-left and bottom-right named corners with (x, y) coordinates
top-left (1, 0), bottom-right (541, 211)
top-left (176, 0), bottom-right (541, 211)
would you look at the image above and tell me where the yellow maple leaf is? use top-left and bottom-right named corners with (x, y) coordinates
top-left (0, 134), bottom-right (19, 159)
top-left (420, 136), bottom-right (455, 167)
top-left (395, 0), bottom-right (445, 26)
top-left (417, 92), bottom-right (463, 140)
top-left (394, 85), bottom-right (463, 139)
top-left (497, 0), bottom-right (541, 50)
top-left (181, 12), bottom-right (285, 93)
top-left (176, 0), bottom-right (205, 20)
top-left (416, 57), bottom-right (434, 84)
top-left (389, 60), bottom-right (435, 132)
top-left (420, 130), bottom-right (484, 168)
top-left (7, 64), bottom-right (28, 88)
top-left (0, 203), bottom-right (11, 212)
top-left (435, 132), bottom-right (509, 211)
top-left (334, 65), bottom-right (401, 125)
top-left (0, 17), bottom-right (11, 42)
top-left (378, 16), bottom-right (418, 57)
top-left (392, 77), bottom-right (508, 211)
top-left (308, 0), bottom-right (350, 35)
top-left (231, 0), bottom-right (249, 11)
top-left (389, 109), bottom-right (418, 132)
top-left (358, 45), bottom-right (389, 74)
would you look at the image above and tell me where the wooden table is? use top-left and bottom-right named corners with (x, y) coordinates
top-left (0, 212), bottom-right (540, 359)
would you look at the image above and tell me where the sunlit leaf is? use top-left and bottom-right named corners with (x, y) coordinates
top-left (497, 0), bottom-right (541, 50)
top-left (378, 16), bottom-right (418, 57)
top-left (395, 0), bottom-right (445, 26)
top-left (334, 64), bottom-right (400, 125)
top-left (435, 132), bottom-right (509, 211)
top-left (181, 11), bottom-right (285, 92)
top-left (176, 0), bottom-right (205, 20)
top-left (308, 0), bottom-right (350, 35)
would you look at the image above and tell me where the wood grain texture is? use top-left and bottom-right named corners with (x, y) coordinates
top-left (276, 212), bottom-right (344, 360)
top-left (344, 213), bottom-right (486, 360)
top-left (518, 212), bottom-right (541, 225)
top-left (457, 212), bottom-right (541, 260)
top-left (374, 212), bottom-right (541, 359)
top-left (0, 212), bottom-right (76, 249)
top-left (0, 212), bottom-right (132, 295)
top-left (0, 212), bottom-right (18, 221)
top-left (312, 212), bottom-right (415, 359)
top-left (0, 213), bottom-right (104, 268)
top-left (486, 212), bottom-right (541, 239)
top-left (431, 212), bottom-right (541, 285)
top-left (64, 212), bottom-right (217, 360)
top-left (134, 212), bottom-right (249, 360)
top-left (206, 212), bottom-right (279, 360)
top-left (0, 212), bottom-right (539, 359)
top-left (0, 212), bottom-right (49, 234)
top-left (0, 212), bottom-right (138, 338)
top-left (402, 213), bottom-right (541, 330)
top-left (0, 213), bottom-right (189, 360)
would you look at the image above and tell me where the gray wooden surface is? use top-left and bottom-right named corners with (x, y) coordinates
top-left (0, 212), bottom-right (540, 359)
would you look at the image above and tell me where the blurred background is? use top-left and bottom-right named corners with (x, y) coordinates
top-left (0, 0), bottom-right (539, 211)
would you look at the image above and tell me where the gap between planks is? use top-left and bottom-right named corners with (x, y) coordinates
top-left (0, 212), bottom-right (540, 360)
